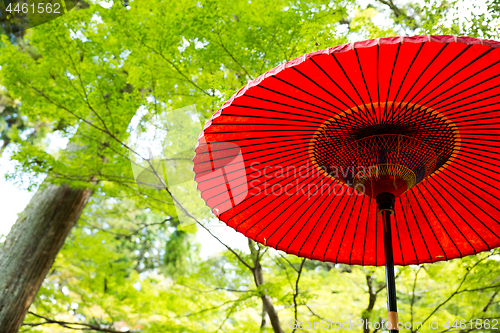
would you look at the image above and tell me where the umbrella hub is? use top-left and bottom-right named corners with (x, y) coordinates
top-left (309, 102), bottom-right (460, 198)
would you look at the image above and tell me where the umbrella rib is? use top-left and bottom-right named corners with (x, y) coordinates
top-left (270, 76), bottom-right (347, 114)
top-left (388, 43), bottom-right (426, 125)
top-left (330, 54), bottom-right (375, 125)
top-left (244, 93), bottom-right (346, 120)
top-left (432, 90), bottom-right (500, 117)
top-left (421, 181), bottom-right (477, 254)
top-left (199, 152), bottom-right (312, 197)
top-left (395, 43), bottom-right (449, 110)
top-left (196, 142), bottom-right (310, 181)
top-left (393, 209), bottom-right (406, 266)
top-left (277, 184), bottom-right (337, 253)
top-left (291, 66), bottom-right (366, 122)
top-left (258, 85), bottom-right (341, 114)
top-left (383, 42), bottom-right (402, 124)
top-left (452, 158), bottom-right (500, 186)
top-left (397, 196), bottom-right (420, 264)
top-left (362, 198), bottom-right (374, 266)
top-left (459, 145), bottom-right (500, 159)
top-left (209, 121), bottom-right (320, 129)
top-left (446, 102), bottom-right (500, 117)
top-left (252, 179), bottom-right (342, 248)
top-left (425, 75), bottom-right (500, 112)
top-left (228, 105), bottom-right (328, 123)
top-left (310, 190), bottom-right (351, 262)
top-left (460, 139), bottom-right (500, 148)
top-left (405, 47), bottom-right (494, 111)
top-left (414, 185), bottom-right (462, 258)
top-left (409, 189), bottom-right (447, 261)
top-left (455, 151), bottom-right (500, 168)
top-left (195, 136), bottom-right (310, 156)
top-left (255, 172), bottom-right (337, 248)
top-left (205, 157), bottom-right (315, 212)
top-left (418, 54), bottom-right (499, 110)
top-left (404, 45), bottom-right (473, 109)
top-left (354, 48), bottom-right (376, 123)
top-left (375, 211), bottom-right (379, 265)
top-left (376, 44), bottom-right (381, 123)
top-left (196, 133), bottom-right (311, 147)
top-left (425, 179), bottom-right (487, 252)
top-left (348, 195), bottom-right (366, 265)
top-left (222, 109), bottom-right (367, 130)
top-left (230, 173), bottom-right (318, 233)
top-left (459, 126), bottom-right (500, 130)
top-left (439, 167), bottom-right (500, 223)
top-left (202, 152), bottom-right (329, 204)
top-left (309, 57), bottom-right (361, 111)
top-left (432, 173), bottom-right (500, 243)
top-left (295, 191), bottom-right (341, 259)
top-left (325, 194), bottom-right (356, 262)
top-left (231, 163), bottom-right (333, 233)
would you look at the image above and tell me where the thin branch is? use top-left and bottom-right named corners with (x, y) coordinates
top-left (457, 284), bottom-right (500, 294)
top-left (22, 312), bottom-right (130, 333)
top-left (140, 42), bottom-right (211, 96)
top-left (291, 259), bottom-right (306, 333)
top-left (483, 291), bottom-right (498, 313)
top-left (419, 254), bottom-right (493, 329)
top-left (277, 252), bottom-right (299, 273)
top-left (178, 283), bottom-right (255, 294)
top-left (215, 33), bottom-right (254, 80)
top-left (411, 266), bottom-right (423, 327)
top-left (303, 304), bottom-right (327, 321)
top-left (181, 294), bottom-right (254, 317)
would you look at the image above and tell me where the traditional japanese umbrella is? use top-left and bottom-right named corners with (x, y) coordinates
top-left (193, 35), bottom-right (500, 331)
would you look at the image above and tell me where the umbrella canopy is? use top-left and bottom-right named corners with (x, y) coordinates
top-left (193, 35), bottom-right (500, 267)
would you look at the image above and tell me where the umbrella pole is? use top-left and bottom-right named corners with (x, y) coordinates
top-left (377, 193), bottom-right (398, 332)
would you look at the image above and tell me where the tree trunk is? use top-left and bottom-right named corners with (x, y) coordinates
top-left (248, 239), bottom-right (284, 333)
top-left (0, 183), bottom-right (92, 332)
top-left (363, 274), bottom-right (378, 333)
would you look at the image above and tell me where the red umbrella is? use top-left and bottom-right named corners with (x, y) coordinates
top-left (193, 35), bottom-right (500, 330)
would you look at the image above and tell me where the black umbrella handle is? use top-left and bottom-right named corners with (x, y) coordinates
top-left (377, 193), bottom-right (399, 332)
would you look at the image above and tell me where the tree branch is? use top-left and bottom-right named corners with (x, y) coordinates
top-left (22, 312), bottom-right (131, 333)
top-left (291, 259), bottom-right (306, 333)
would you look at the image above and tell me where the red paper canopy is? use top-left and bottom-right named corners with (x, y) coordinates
top-left (193, 35), bottom-right (500, 266)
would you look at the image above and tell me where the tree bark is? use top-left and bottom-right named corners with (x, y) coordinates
top-left (248, 239), bottom-right (284, 333)
top-left (363, 274), bottom-right (378, 333)
top-left (0, 182), bottom-right (92, 332)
